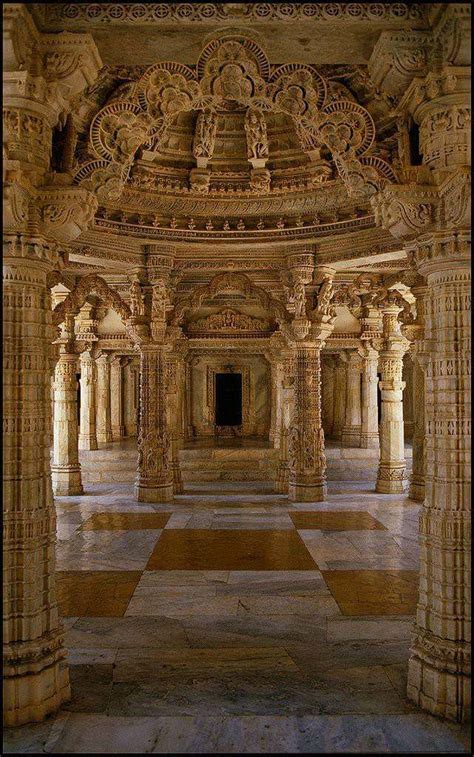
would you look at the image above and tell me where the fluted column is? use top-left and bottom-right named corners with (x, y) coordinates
top-left (332, 353), bottom-right (347, 440)
top-left (51, 333), bottom-right (82, 496)
top-left (110, 356), bottom-right (126, 441)
top-left (136, 345), bottom-right (173, 503)
top-left (359, 346), bottom-right (380, 449)
top-left (375, 299), bottom-right (410, 493)
top-left (96, 354), bottom-right (113, 444)
top-left (341, 351), bottom-right (362, 447)
top-left (406, 232), bottom-right (471, 722)
top-left (78, 349), bottom-right (98, 450)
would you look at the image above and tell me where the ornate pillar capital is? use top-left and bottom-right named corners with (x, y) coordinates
top-left (371, 183), bottom-right (439, 240)
top-left (368, 30), bottom-right (433, 99)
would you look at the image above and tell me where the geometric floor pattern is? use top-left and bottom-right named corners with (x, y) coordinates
top-left (4, 479), bottom-right (470, 754)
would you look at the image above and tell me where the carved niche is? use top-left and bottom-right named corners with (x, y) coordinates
top-left (186, 308), bottom-right (271, 337)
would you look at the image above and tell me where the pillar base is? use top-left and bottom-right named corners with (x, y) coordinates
top-left (96, 434), bottom-right (113, 444)
top-left (407, 639), bottom-right (471, 723)
top-left (288, 480), bottom-right (327, 502)
top-left (360, 434), bottom-right (380, 449)
top-left (275, 467), bottom-right (289, 494)
top-left (78, 435), bottom-right (98, 451)
top-left (51, 467), bottom-right (83, 497)
top-left (408, 476), bottom-right (425, 502)
top-left (341, 429), bottom-right (361, 447)
top-left (135, 481), bottom-right (174, 503)
top-left (375, 465), bottom-right (407, 494)
top-left (3, 651), bottom-right (70, 727)
top-left (171, 462), bottom-right (184, 494)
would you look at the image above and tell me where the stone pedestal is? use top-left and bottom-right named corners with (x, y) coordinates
top-left (78, 350), bottom-right (98, 450)
top-left (136, 346), bottom-right (173, 503)
top-left (111, 356), bottom-right (126, 441)
top-left (96, 354), bottom-right (113, 444)
top-left (360, 347), bottom-right (380, 449)
top-left (341, 351), bottom-right (362, 447)
top-left (51, 350), bottom-right (83, 496)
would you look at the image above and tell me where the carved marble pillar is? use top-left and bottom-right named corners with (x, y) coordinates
top-left (78, 349), bottom-right (98, 450)
top-left (408, 351), bottom-right (425, 501)
top-left (321, 355), bottom-right (335, 437)
top-left (332, 353), bottom-right (347, 441)
top-left (3, 235), bottom-right (71, 725)
top-left (341, 351), bottom-right (362, 447)
top-left (124, 360), bottom-right (138, 437)
top-left (110, 356), bottom-right (126, 441)
top-left (3, 3), bottom-right (101, 726)
top-left (51, 322), bottom-right (82, 496)
top-left (403, 354), bottom-right (414, 442)
top-left (288, 324), bottom-right (332, 502)
top-left (406, 231), bottom-right (471, 722)
top-left (95, 354), bottom-right (113, 444)
top-left (269, 359), bottom-right (283, 449)
top-left (359, 346), bottom-right (380, 449)
top-left (407, 283), bottom-right (429, 502)
top-left (275, 355), bottom-right (295, 494)
top-left (136, 345), bottom-right (173, 503)
top-left (375, 299), bottom-right (410, 493)
top-left (166, 349), bottom-right (184, 495)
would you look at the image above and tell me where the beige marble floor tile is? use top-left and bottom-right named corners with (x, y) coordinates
top-left (81, 512), bottom-right (171, 530)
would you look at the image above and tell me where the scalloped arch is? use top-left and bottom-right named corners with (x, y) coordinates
top-left (52, 274), bottom-right (132, 326)
top-left (172, 271), bottom-right (289, 327)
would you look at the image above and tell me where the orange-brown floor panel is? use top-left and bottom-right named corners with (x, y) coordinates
top-left (321, 569), bottom-right (419, 616)
top-left (56, 571), bottom-right (143, 617)
top-left (147, 529), bottom-right (319, 571)
top-left (290, 511), bottom-right (387, 531)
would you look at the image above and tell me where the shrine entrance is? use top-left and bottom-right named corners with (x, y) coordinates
top-left (215, 372), bottom-right (243, 428)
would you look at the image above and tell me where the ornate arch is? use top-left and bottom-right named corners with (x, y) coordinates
top-left (171, 271), bottom-right (289, 327)
top-left (74, 33), bottom-right (396, 203)
top-left (52, 273), bottom-right (132, 326)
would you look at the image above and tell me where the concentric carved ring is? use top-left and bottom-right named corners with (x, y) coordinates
top-left (269, 64), bottom-right (327, 111)
top-left (90, 101), bottom-right (145, 162)
top-left (321, 100), bottom-right (375, 156)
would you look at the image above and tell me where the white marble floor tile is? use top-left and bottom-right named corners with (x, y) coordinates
top-left (56, 530), bottom-right (160, 571)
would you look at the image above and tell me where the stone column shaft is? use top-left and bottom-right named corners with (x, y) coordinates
top-left (124, 362), bottom-right (138, 437)
top-left (78, 350), bottom-right (98, 450)
top-left (321, 357), bottom-right (335, 437)
top-left (376, 305), bottom-right (409, 494)
top-left (341, 352), bottom-right (362, 447)
top-left (110, 357), bottom-right (125, 441)
top-left (3, 237), bottom-right (70, 726)
top-left (360, 349), bottom-right (380, 449)
top-left (136, 346), bottom-right (173, 502)
top-left (166, 353), bottom-right (184, 495)
top-left (332, 355), bottom-right (347, 440)
top-left (288, 341), bottom-right (327, 502)
top-left (51, 351), bottom-right (83, 496)
top-left (408, 356), bottom-right (426, 501)
top-left (407, 235), bottom-right (471, 722)
top-left (269, 361), bottom-right (283, 449)
top-left (96, 354), bottom-right (112, 444)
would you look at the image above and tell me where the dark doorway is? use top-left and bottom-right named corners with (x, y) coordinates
top-left (215, 373), bottom-right (242, 426)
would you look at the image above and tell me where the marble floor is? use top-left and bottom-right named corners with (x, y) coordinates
top-left (4, 477), bottom-right (470, 754)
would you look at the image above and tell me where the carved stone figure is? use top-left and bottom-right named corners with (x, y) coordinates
top-left (244, 108), bottom-right (269, 162)
top-left (129, 281), bottom-right (145, 317)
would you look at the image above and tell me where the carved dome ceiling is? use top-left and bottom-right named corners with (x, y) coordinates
top-left (65, 29), bottom-right (400, 238)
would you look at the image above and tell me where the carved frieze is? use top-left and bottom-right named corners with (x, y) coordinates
top-left (187, 309), bottom-right (270, 336)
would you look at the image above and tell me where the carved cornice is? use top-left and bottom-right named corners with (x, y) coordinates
top-left (32, 4), bottom-right (428, 28)
top-left (38, 185), bottom-right (98, 242)
top-left (371, 184), bottom-right (438, 240)
top-left (368, 31), bottom-right (433, 99)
